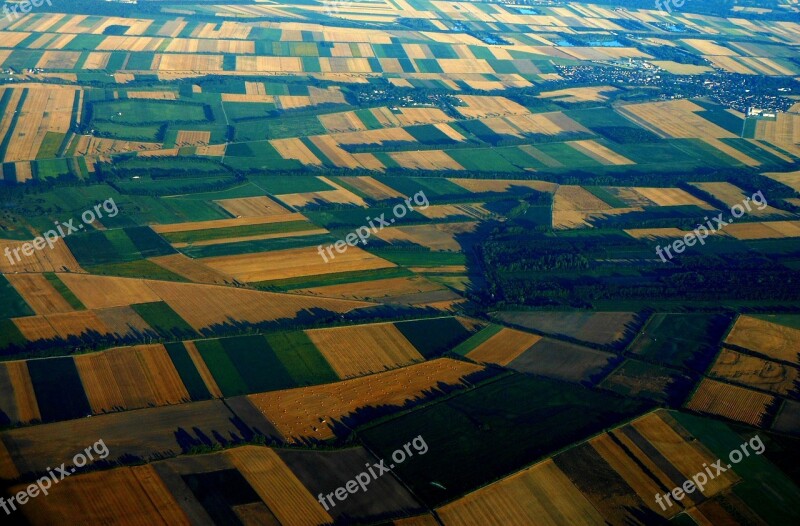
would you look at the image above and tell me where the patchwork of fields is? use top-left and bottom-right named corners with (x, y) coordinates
top-left (2, 0), bottom-right (800, 524)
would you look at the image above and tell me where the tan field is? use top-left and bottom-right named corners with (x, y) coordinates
top-left (554, 186), bottom-right (613, 212)
top-left (75, 344), bottom-right (190, 414)
top-left (449, 178), bottom-right (557, 194)
top-left (589, 433), bottom-right (680, 518)
top-left (437, 459), bottom-right (604, 526)
top-left (144, 279), bottom-right (373, 330)
top-left (147, 254), bottom-right (231, 285)
top-left (293, 275), bottom-right (444, 301)
top-left (687, 379), bottom-right (774, 426)
top-left (95, 306), bottom-right (153, 337)
top-left (214, 196), bottom-right (291, 217)
top-left (332, 127), bottom-right (416, 146)
top-left (6, 273), bottom-right (73, 315)
top-left (763, 171), bottom-right (800, 192)
top-left (466, 328), bottom-right (542, 366)
top-left (271, 137), bottom-right (323, 166)
top-left (309, 136), bottom-right (367, 170)
top-left (390, 150), bottom-right (464, 171)
top-left (337, 176), bottom-right (405, 200)
top-left (417, 203), bottom-right (491, 220)
top-left (724, 220), bottom-right (800, 240)
top-left (0, 361), bottom-right (41, 424)
top-left (539, 86), bottom-right (618, 102)
top-left (630, 412), bottom-right (740, 495)
top-left (319, 111), bottom-right (368, 133)
top-left (569, 140), bottom-right (634, 165)
top-left (152, 54), bottom-right (224, 72)
top-left (682, 39), bottom-right (740, 56)
top-left (632, 187), bottom-right (712, 208)
top-left (249, 358), bottom-right (482, 442)
top-left (455, 95), bottom-right (529, 118)
top-left (394, 107), bottom-right (453, 126)
top-left (375, 222), bottom-right (477, 251)
top-left (12, 316), bottom-right (61, 342)
top-left (725, 315), bottom-right (800, 363)
top-left (618, 99), bottom-right (734, 139)
top-left (16, 465), bottom-right (191, 526)
top-left (624, 228), bottom-right (696, 240)
top-left (151, 213), bottom-right (306, 233)
top-left (226, 447), bottom-right (334, 526)
top-left (58, 273), bottom-right (161, 309)
top-left (305, 322), bottom-right (424, 378)
top-left (4, 86), bottom-right (77, 163)
top-left (277, 187), bottom-right (366, 209)
top-left (127, 91), bottom-right (178, 100)
top-left (70, 135), bottom-right (162, 156)
top-left (709, 349), bottom-right (798, 395)
top-left (690, 182), bottom-right (789, 217)
top-left (174, 130), bottom-right (210, 146)
top-left (45, 310), bottom-right (114, 339)
top-left (755, 113), bottom-right (800, 157)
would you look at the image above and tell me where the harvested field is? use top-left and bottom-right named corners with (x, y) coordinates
top-left (495, 311), bottom-right (637, 347)
top-left (214, 196), bottom-right (291, 217)
top-left (126, 91), bottom-right (177, 100)
top-left (569, 140), bottom-right (634, 166)
top-left (465, 328), bottom-right (541, 366)
top-left (763, 170), bottom-right (800, 193)
top-left (619, 99), bottom-right (734, 139)
top-left (332, 128), bottom-right (416, 147)
top-left (686, 378), bottom-right (774, 426)
top-left (0, 361), bottom-right (40, 425)
top-left (437, 459), bottom-right (604, 526)
top-left (305, 323), bottom-right (424, 378)
top-left (390, 150), bottom-right (464, 171)
top-left (724, 220), bottom-right (800, 240)
top-left (148, 254), bottom-right (234, 285)
top-left (691, 182), bottom-right (789, 217)
top-left (75, 344), bottom-right (190, 414)
top-left (555, 185), bottom-right (614, 212)
top-left (336, 176), bottom-right (405, 200)
top-left (539, 86), bottom-right (618, 103)
top-left (151, 213), bottom-right (307, 234)
top-left (1, 400), bottom-right (244, 475)
top-left (375, 222), bottom-right (477, 251)
top-left (4, 86), bottom-right (76, 163)
top-left (58, 273), bottom-right (161, 309)
top-left (201, 245), bottom-right (394, 282)
top-left (7, 273), bottom-right (73, 315)
top-left (394, 108), bottom-right (453, 126)
top-left (226, 447), bottom-right (334, 526)
top-left (174, 130), bottom-right (210, 147)
top-left (15, 465), bottom-right (190, 526)
top-left (12, 316), bottom-right (60, 342)
top-left (271, 138), bottom-right (323, 166)
top-left (94, 306), bottom-right (153, 337)
top-left (250, 358), bottom-right (482, 442)
top-left (455, 95), bottom-right (529, 118)
top-left (280, 177), bottom-right (367, 208)
top-left (449, 178), bottom-right (557, 194)
top-left (0, 238), bottom-right (81, 273)
top-left (632, 187), bottom-right (712, 208)
top-left (144, 279), bottom-right (372, 330)
top-left (709, 348), bottom-right (798, 396)
top-left (417, 203), bottom-right (491, 220)
top-left (725, 315), bottom-right (800, 364)
top-left (293, 276), bottom-right (444, 301)
top-left (319, 111), bottom-right (368, 133)
top-left (507, 338), bottom-right (616, 383)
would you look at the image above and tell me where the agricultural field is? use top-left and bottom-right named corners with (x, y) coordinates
top-left (2, 0), bottom-right (800, 523)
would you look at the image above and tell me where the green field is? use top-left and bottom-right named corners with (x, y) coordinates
top-left (131, 301), bottom-right (196, 339)
top-left (359, 373), bottom-right (650, 505)
top-left (163, 342), bottom-right (212, 401)
top-left (394, 317), bottom-right (474, 358)
top-left (91, 100), bottom-right (210, 125)
top-left (0, 275), bottom-right (34, 319)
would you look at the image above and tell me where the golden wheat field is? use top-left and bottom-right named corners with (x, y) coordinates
top-left (16, 465), bottom-right (191, 526)
top-left (724, 315), bottom-right (800, 363)
top-left (709, 348), bottom-right (798, 395)
top-left (466, 328), bottom-right (542, 366)
top-left (6, 273), bottom-right (74, 315)
top-left (249, 358), bottom-right (482, 442)
top-left (437, 459), bottom-right (604, 526)
top-left (305, 322), bottom-right (424, 378)
top-left (687, 379), bottom-right (774, 426)
top-left (0, 361), bottom-right (41, 425)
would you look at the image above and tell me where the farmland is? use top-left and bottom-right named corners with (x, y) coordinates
top-left (2, 0), bottom-right (800, 524)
